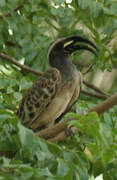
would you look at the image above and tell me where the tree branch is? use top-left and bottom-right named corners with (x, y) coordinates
top-left (5, 41), bottom-right (22, 48)
top-left (0, 53), bottom-right (43, 76)
top-left (88, 92), bottom-right (117, 115)
top-left (81, 89), bottom-right (109, 100)
top-left (83, 80), bottom-right (110, 97)
top-left (35, 118), bottom-right (72, 139)
top-left (83, 62), bottom-right (96, 75)
top-left (49, 131), bottom-right (67, 142)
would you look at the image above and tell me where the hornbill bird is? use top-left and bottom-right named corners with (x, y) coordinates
top-left (17, 35), bottom-right (98, 132)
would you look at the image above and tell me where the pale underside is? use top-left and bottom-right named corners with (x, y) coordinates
top-left (17, 68), bottom-right (82, 131)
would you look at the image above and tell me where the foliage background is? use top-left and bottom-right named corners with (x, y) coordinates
top-left (0, 0), bottom-right (117, 179)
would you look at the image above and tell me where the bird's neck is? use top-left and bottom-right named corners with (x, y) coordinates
top-left (50, 53), bottom-right (76, 80)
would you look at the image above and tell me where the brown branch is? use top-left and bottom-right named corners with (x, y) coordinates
top-left (83, 62), bottom-right (96, 75)
top-left (81, 89), bottom-right (109, 100)
top-left (0, 53), bottom-right (43, 76)
top-left (36, 92), bottom-right (117, 141)
top-left (83, 80), bottom-right (110, 97)
top-left (35, 118), bottom-right (72, 139)
top-left (49, 131), bottom-right (67, 142)
top-left (88, 92), bottom-right (117, 115)
top-left (5, 41), bottom-right (22, 48)
top-left (35, 120), bottom-right (78, 141)
top-left (48, 127), bottom-right (78, 142)
top-left (14, 4), bottom-right (24, 12)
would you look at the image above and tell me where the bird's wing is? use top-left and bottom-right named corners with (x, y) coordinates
top-left (17, 68), bottom-right (61, 129)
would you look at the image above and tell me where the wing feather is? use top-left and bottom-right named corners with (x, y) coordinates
top-left (17, 68), bottom-right (61, 129)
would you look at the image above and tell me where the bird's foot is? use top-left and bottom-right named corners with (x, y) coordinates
top-left (65, 127), bottom-right (78, 137)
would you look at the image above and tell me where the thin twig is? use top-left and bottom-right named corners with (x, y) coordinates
top-left (0, 53), bottom-right (43, 76)
top-left (5, 41), bottom-right (22, 48)
top-left (83, 80), bottom-right (110, 97)
top-left (81, 89), bottom-right (109, 100)
top-left (45, 18), bottom-right (59, 32)
top-left (83, 62), bottom-right (96, 75)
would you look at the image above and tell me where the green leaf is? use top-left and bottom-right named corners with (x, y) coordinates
top-left (0, 110), bottom-right (14, 124)
top-left (102, 146), bottom-right (116, 166)
top-left (57, 158), bottom-right (71, 176)
top-left (90, 2), bottom-right (102, 18)
top-left (19, 77), bottom-right (32, 92)
top-left (18, 123), bottom-right (38, 159)
top-left (7, 86), bottom-right (14, 94)
top-left (103, 4), bottom-right (117, 15)
top-left (0, 78), bottom-right (9, 90)
top-left (0, 171), bottom-right (13, 180)
top-left (14, 92), bottom-right (22, 102)
top-left (38, 140), bottom-right (53, 160)
top-left (92, 159), bottom-right (104, 178)
top-left (0, 0), bottom-right (5, 7)
top-left (78, 0), bottom-right (91, 9)
top-left (37, 167), bottom-right (53, 177)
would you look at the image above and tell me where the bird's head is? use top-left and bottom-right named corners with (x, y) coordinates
top-left (47, 35), bottom-right (98, 69)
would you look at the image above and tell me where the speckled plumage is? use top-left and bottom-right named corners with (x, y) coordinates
top-left (17, 68), bottom-right (61, 130)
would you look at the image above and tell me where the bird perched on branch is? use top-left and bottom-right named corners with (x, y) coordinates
top-left (17, 35), bottom-right (98, 132)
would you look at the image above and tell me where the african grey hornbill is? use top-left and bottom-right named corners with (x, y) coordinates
top-left (17, 35), bottom-right (98, 132)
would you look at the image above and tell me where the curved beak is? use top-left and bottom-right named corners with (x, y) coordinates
top-left (63, 36), bottom-right (99, 57)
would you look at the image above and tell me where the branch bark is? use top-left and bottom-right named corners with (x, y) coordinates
top-left (83, 80), bottom-right (110, 97)
top-left (5, 41), bottom-right (22, 48)
top-left (81, 89), bottom-right (109, 100)
top-left (35, 118), bottom-right (71, 139)
top-left (0, 53), bottom-right (43, 76)
top-left (83, 62), bottom-right (96, 75)
top-left (88, 92), bottom-right (117, 115)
